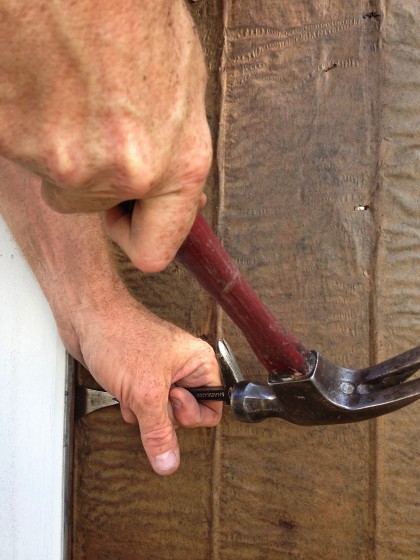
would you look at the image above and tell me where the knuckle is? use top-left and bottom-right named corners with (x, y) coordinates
top-left (142, 423), bottom-right (174, 449)
top-left (45, 124), bottom-right (157, 196)
top-left (115, 144), bottom-right (156, 193)
top-left (180, 138), bottom-right (212, 189)
top-left (108, 121), bottom-right (160, 195)
top-left (42, 139), bottom-right (87, 190)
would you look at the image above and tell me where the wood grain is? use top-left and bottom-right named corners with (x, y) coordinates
top-left (72, 2), bottom-right (419, 559)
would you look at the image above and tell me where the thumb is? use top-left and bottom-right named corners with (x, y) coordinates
top-left (134, 394), bottom-right (180, 476)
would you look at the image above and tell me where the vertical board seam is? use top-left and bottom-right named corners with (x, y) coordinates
top-left (210, 3), bottom-right (230, 559)
top-left (368, 1), bottom-right (387, 558)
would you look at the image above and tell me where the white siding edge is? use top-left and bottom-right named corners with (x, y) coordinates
top-left (0, 216), bottom-right (66, 560)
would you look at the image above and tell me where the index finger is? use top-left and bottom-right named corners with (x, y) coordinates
top-left (169, 386), bottom-right (223, 428)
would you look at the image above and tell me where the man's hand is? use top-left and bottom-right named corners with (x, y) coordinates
top-left (75, 295), bottom-right (221, 475)
top-left (0, 159), bottom-right (222, 475)
top-left (0, 0), bottom-right (212, 272)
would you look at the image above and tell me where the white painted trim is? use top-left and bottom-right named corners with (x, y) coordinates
top-left (0, 217), bottom-right (67, 560)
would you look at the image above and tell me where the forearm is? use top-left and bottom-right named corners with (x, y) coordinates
top-left (0, 158), bottom-right (129, 358)
top-left (0, 0), bottom-right (220, 478)
top-left (0, 157), bottom-right (222, 476)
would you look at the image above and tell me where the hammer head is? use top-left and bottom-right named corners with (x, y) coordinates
top-left (228, 346), bottom-right (420, 424)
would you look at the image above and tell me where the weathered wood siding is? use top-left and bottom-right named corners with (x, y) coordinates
top-left (72, 2), bottom-right (420, 559)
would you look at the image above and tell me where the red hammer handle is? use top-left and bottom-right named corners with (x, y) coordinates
top-left (177, 213), bottom-right (312, 375)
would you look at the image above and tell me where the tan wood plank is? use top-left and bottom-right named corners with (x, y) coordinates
top-left (216, 1), bottom-right (379, 558)
top-left (375, 2), bottom-right (420, 558)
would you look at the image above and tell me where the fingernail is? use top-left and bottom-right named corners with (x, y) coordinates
top-left (154, 450), bottom-right (177, 472)
top-left (170, 397), bottom-right (183, 409)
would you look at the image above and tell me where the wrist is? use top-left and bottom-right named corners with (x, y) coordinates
top-left (48, 239), bottom-right (133, 362)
